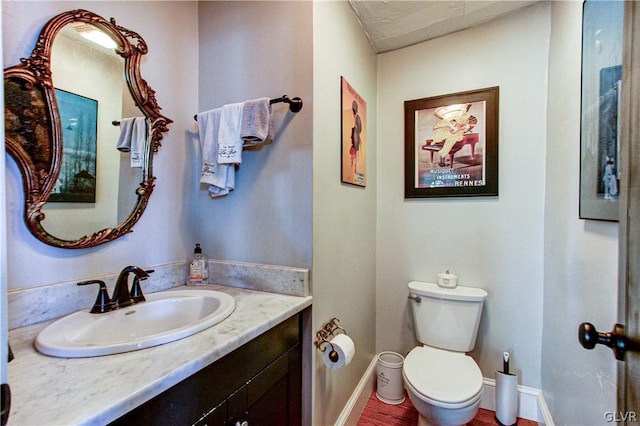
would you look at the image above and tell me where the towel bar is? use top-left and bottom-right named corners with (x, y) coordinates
top-left (193, 94), bottom-right (303, 120)
top-left (270, 95), bottom-right (303, 113)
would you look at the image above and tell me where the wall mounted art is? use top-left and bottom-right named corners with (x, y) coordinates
top-left (341, 76), bottom-right (367, 187)
top-left (48, 89), bottom-right (98, 203)
top-left (404, 86), bottom-right (499, 198)
top-left (579, 0), bottom-right (624, 221)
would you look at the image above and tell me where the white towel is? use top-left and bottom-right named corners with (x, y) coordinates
top-left (116, 117), bottom-right (148, 168)
top-left (217, 102), bottom-right (244, 164)
top-left (207, 165), bottom-right (235, 198)
top-left (241, 97), bottom-right (272, 144)
top-left (130, 118), bottom-right (148, 168)
top-left (197, 108), bottom-right (234, 197)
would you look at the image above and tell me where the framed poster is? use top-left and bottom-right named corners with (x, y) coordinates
top-left (404, 86), bottom-right (499, 198)
top-left (579, 0), bottom-right (624, 221)
top-left (341, 76), bottom-right (367, 187)
top-left (49, 88), bottom-right (98, 203)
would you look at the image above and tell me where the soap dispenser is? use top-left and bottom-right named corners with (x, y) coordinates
top-left (189, 243), bottom-right (209, 285)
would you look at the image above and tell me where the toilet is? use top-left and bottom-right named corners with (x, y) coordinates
top-left (402, 280), bottom-right (488, 426)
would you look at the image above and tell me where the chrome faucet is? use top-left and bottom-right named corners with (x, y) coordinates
top-left (112, 265), bottom-right (152, 309)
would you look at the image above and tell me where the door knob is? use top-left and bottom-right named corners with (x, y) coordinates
top-left (579, 322), bottom-right (631, 361)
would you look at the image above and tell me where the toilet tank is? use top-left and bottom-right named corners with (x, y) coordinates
top-left (408, 281), bottom-right (488, 352)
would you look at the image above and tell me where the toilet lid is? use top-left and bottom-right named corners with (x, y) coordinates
top-left (403, 346), bottom-right (483, 404)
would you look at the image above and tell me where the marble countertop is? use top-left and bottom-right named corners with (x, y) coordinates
top-left (7, 284), bottom-right (312, 426)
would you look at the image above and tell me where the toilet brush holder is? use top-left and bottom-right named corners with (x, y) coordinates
top-left (495, 371), bottom-right (518, 426)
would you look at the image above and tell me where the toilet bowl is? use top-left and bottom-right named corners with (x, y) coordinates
top-left (404, 281), bottom-right (488, 426)
top-left (403, 346), bottom-right (483, 426)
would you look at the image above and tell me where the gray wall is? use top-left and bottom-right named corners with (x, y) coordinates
top-left (196, 1), bottom-right (313, 270)
top-left (542, 1), bottom-right (618, 423)
top-left (376, 2), bottom-right (548, 388)
top-left (375, 4), bottom-right (620, 422)
top-left (197, 3), bottom-right (379, 424)
top-left (0, 5), bottom-right (7, 389)
top-left (312, 1), bottom-right (378, 424)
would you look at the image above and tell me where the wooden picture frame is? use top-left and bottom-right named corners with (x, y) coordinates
top-left (404, 86), bottom-right (499, 198)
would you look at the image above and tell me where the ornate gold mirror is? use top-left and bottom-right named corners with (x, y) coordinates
top-left (4, 9), bottom-right (172, 248)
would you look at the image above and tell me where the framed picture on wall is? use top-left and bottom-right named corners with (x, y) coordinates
top-left (404, 86), bottom-right (499, 198)
top-left (341, 76), bottom-right (367, 187)
top-left (579, 0), bottom-right (624, 221)
top-left (48, 88), bottom-right (98, 203)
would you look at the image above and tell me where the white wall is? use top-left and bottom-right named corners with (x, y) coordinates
top-left (376, 2), bottom-right (549, 388)
top-left (195, 1), bottom-right (313, 270)
top-left (542, 2), bottom-right (618, 423)
top-left (3, 1), bottom-right (198, 289)
top-left (313, 1), bottom-right (377, 424)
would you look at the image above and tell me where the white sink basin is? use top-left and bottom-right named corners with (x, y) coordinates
top-left (35, 289), bottom-right (235, 358)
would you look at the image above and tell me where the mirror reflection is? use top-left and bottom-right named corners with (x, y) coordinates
top-left (43, 23), bottom-right (143, 240)
top-left (4, 9), bottom-right (172, 248)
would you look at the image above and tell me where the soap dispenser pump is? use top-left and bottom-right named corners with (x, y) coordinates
top-left (189, 243), bottom-right (209, 285)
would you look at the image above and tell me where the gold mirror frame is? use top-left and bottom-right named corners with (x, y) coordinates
top-left (4, 9), bottom-right (172, 249)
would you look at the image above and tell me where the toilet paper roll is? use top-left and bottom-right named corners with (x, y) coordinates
top-left (322, 334), bottom-right (355, 370)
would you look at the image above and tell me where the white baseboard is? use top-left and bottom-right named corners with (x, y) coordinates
top-left (536, 389), bottom-right (555, 426)
top-left (337, 357), bottom-right (555, 426)
top-left (335, 357), bottom-right (378, 426)
top-left (480, 378), bottom-right (554, 425)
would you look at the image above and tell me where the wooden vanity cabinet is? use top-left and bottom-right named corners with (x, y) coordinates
top-left (111, 314), bottom-right (302, 426)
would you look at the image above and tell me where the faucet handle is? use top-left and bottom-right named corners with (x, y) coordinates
top-left (129, 269), bottom-right (154, 304)
top-left (77, 280), bottom-right (115, 314)
top-left (129, 277), bottom-right (146, 304)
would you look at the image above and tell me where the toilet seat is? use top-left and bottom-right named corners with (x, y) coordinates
top-left (403, 346), bottom-right (483, 409)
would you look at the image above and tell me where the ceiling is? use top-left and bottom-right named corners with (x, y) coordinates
top-left (348, 0), bottom-right (541, 53)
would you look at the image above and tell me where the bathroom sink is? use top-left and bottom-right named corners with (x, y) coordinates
top-left (35, 289), bottom-right (235, 358)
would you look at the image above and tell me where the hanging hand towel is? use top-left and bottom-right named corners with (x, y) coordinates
top-left (217, 102), bottom-right (245, 164)
top-left (129, 117), bottom-right (148, 168)
top-left (198, 108), bottom-right (231, 196)
top-left (241, 97), bottom-right (272, 144)
top-left (116, 118), bottom-right (135, 152)
top-left (116, 117), bottom-right (148, 168)
top-left (207, 165), bottom-right (235, 198)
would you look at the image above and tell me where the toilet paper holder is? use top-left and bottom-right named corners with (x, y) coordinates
top-left (314, 317), bottom-right (348, 363)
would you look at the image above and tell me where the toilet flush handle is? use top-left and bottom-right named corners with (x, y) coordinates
top-left (408, 294), bottom-right (421, 303)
